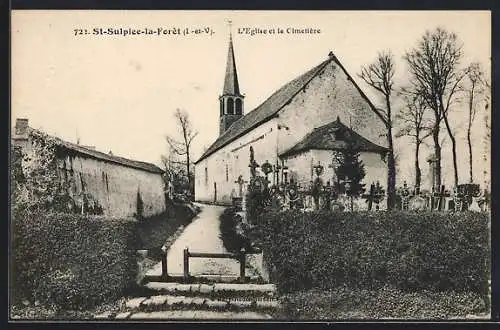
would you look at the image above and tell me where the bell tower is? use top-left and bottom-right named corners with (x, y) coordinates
top-left (219, 21), bottom-right (244, 136)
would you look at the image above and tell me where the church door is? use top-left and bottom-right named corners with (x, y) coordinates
top-left (213, 182), bottom-right (217, 203)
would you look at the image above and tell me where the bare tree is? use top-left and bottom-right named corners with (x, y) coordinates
top-left (395, 90), bottom-right (432, 188)
top-left (404, 27), bottom-right (466, 189)
top-left (463, 62), bottom-right (485, 183)
top-left (165, 109), bottom-right (198, 194)
top-left (358, 50), bottom-right (397, 209)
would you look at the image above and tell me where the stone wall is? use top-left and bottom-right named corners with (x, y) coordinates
top-left (12, 124), bottom-right (166, 218)
top-left (57, 154), bottom-right (166, 218)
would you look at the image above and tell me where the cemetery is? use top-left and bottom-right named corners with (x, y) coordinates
top-left (216, 144), bottom-right (491, 319)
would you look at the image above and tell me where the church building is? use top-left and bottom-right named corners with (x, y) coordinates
top-left (194, 33), bottom-right (389, 205)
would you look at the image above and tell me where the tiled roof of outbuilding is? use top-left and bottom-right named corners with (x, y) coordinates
top-left (280, 117), bottom-right (388, 157)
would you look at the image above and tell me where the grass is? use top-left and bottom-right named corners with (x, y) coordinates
top-left (273, 285), bottom-right (489, 320)
top-left (137, 202), bottom-right (199, 261)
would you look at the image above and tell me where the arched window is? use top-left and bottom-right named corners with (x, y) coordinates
top-left (227, 97), bottom-right (234, 115)
top-left (220, 99), bottom-right (224, 115)
top-left (235, 99), bottom-right (242, 115)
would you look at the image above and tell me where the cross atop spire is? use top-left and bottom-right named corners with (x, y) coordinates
top-left (223, 19), bottom-right (240, 95)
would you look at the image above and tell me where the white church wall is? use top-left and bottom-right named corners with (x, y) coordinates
top-left (277, 59), bottom-right (387, 156)
top-left (283, 151), bottom-right (314, 188)
top-left (195, 119), bottom-right (278, 204)
top-left (283, 149), bottom-right (388, 191)
top-left (310, 150), bottom-right (387, 190)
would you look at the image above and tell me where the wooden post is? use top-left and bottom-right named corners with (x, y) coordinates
top-left (183, 248), bottom-right (189, 283)
top-left (239, 248), bottom-right (246, 283)
top-left (161, 245), bottom-right (168, 281)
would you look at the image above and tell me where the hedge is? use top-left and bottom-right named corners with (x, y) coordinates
top-left (277, 285), bottom-right (488, 320)
top-left (251, 210), bottom-right (490, 296)
top-left (11, 209), bottom-right (139, 310)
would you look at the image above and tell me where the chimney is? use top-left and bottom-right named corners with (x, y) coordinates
top-left (15, 118), bottom-right (29, 136)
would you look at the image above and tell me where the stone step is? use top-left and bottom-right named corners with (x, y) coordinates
top-left (129, 310), bottom-right (273, 319)
top-left (144, 274), bottom-right (266, 284)
top-left (94, 309), bottom-right (273, 320)
top-left (121, 294), bottom-right (280, 314)
top-left (142, 282), bottom-right (276, 298)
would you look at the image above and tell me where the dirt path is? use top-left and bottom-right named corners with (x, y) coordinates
top-left (146, 203), bottom-right (260, 278)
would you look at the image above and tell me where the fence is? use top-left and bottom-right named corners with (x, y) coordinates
top-left (160, 246), bottom-right (261, 283)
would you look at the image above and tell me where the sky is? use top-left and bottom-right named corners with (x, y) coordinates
top-left (11, 10), bottom-right (491, 188)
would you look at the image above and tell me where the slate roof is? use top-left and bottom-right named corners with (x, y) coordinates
top-left (195, 57), bottom-right (333, 164)
top-left (27, 127), bottom-right (165, 174)
top-left (194, 53), bottom-right (385, 164)
top-left (280, 117), bottom-right (388, 157)
top-left (223, 35), bottom-right (241, 95)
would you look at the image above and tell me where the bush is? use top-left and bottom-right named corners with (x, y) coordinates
top-left (245, 177), bottom-right (273, 225)
top-left (219, 207), bottom-right (252, 254)
top-left (11, 209), bottom-right (138, 310)
top-left (252, 210), bottom-right (490, 296)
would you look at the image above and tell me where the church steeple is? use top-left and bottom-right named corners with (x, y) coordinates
top-left (219, 21), bottom-right (244, 136)
top-left (223, 33), bottom-right (240, 95)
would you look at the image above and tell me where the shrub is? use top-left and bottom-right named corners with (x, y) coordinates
top-left (253, 210), bottom-right (490, 296)
top-left (11, 209), bottom-right (138, 310)
top-left (219, 207), bottom-right (252, 253)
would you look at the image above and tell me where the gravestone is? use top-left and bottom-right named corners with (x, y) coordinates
top-left (469, 197), bottom-right (482, 212)
top-left (409, 195), bottom-right (428, 211)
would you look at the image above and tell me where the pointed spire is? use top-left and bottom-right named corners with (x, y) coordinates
top-left (223, 21), bottom-right (240, 95)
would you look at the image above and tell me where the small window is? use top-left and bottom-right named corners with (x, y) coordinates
top-left (226, 164), bottom-right (229, 182)
top-left (205, 167), bottom-right (208, 185)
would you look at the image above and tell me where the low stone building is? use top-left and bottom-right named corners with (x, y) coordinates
top-left (12, 118), bottom-right (166, 218)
